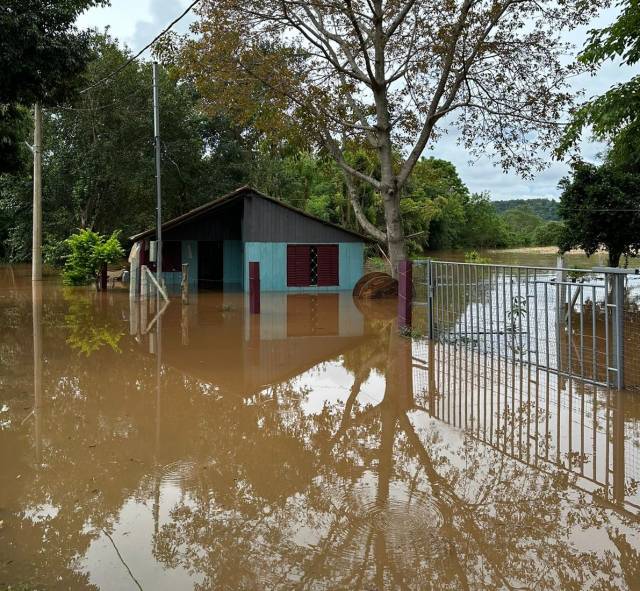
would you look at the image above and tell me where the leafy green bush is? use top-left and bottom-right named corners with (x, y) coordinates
top-left (42, 234), bottom-right (69, 268)
top-left (62, 229), bottom-right (124, 285)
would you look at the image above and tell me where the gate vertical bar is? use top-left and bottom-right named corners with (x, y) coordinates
top-left (612, 272), bottom-right (625, 389)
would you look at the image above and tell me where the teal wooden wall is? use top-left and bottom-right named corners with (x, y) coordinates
top-left (243, 242), bottom-right (364, 292)
top-left (223, 240), bottom-right (243, 285)
top-left (152, 239), bottom-right (363, 293)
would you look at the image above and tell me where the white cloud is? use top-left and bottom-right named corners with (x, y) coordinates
top-left (77, 0), bottom-right (195, 55)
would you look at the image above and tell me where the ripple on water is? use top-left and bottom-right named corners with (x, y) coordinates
top-left (326, 489), bottom-right (448, 571)
top-left (159, 460), bottom-right (199, 485)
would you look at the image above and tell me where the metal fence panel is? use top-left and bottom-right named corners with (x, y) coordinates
top-left (413, 260), bottom-right (636, 389)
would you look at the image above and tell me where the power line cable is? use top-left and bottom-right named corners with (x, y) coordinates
top-left (52, 89), bottom-right (145, 112)
top-left (79, 0), bottom-right (202, 95)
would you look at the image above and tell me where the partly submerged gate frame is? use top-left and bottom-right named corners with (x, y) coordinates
top-left (401, 258), bottom-right (640, 390)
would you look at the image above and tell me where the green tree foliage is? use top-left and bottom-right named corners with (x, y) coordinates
top-left (62, 229), bottom-right (124, 285)
top-left (401, 161), bottom-right (519, 252)
top-left (175, 0), bottom-right (598, 272)
top-left (0, 0), bottom-right (106, 173)
top-left (248, 151), bottom-right (536, 253)
top-left (531, 221), bottom-right (565, 247)
top-left (492, 198), bottom-right (559, 221)
top-left (0, 31), bottom-right (568, 264)
top-left (461, 193), bottom-right (512, 249)
top-left (558, 0), bottom-right (640, 171)
top-left (558, 161), bottom-right (640, 266)
top-left (248, 149), bottom-right (352, 227)
top-left (501, 206), bottom-right (545, 246)
top-left (401, 158), bottom-right (467, 251)
top-left (0, 34), bottom-right (253, 262)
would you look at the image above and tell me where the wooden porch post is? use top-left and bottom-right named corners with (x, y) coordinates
top-left (249, 261), bottom-right (260, 314)
top-left (397, 259), bottom-right (413, 329)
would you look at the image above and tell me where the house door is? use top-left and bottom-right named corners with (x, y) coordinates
top-left (198, 241), bottom-right (223, 289)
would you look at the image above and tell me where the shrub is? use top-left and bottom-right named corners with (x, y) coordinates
top-left (62, 229), bottom-right (124, 285)
top-left (42, 234), bottom-right (69, 268)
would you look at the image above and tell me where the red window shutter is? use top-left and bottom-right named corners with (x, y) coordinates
top-left (287, 245), bottom-right (311, 286)
top-left (317, 245), bottom-right (339, 286)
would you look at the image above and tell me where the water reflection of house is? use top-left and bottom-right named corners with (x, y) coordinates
top-left (128, 186), bottom-right (366, 293)
top-left (131, 292), bottom-right (371, 396)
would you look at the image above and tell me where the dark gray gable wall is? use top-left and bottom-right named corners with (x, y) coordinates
top-left (160, 199), bottom-right (243, 242)
top-left (242, 192), bottom-right (362, 243)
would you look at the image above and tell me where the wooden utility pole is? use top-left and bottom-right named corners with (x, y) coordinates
top-left (32, 103), bottom-right (43, 281)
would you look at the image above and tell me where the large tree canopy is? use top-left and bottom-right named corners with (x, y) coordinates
top-left (0, 0), bottom-right (106, 173)
top-left (171, 0), bottom-right (602, 272)
top-left (558, 0), bottom-right (640, 170)
top-left (558, 161), bottom-right (640, 266)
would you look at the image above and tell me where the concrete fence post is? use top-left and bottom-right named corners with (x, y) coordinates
top-left (141, 265), bottom-right (149, 300)
top-left (612, 272), bottom-right (625, 390)
top-left (181, 263), bottom-right (189, 305)
top-left (427, 259), bottom-right (434, 339)
top-left (397, 259), bottom-right (413, 330)
top-left (249, 261), bottom-right (260, 315)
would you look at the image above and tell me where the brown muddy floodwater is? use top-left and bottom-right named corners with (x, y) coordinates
top-left (1, 265), bottom-right (639, 590)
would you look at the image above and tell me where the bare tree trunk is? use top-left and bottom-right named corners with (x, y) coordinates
top-left (382, 188), bottom-right (406, 277)
top-left (609, 250), bottom-right (621, 267)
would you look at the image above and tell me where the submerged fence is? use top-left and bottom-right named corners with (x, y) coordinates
top-left (411, 259), bottom-right (640, 389)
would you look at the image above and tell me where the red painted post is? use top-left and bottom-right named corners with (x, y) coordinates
top-left (249, 261), bottom-right (260, 314)
top-left (397, 259), bottom-right (412, 329)
top-left (100, 264), bottom-right (108, 291)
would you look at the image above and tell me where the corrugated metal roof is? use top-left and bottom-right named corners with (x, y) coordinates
top-left (129, 186), bottom-right (371, 242)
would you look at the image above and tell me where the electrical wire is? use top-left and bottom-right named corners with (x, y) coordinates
top-left (78, 0), bottom-right (202, 95)
top-left (51, 89), bottom-right (145, 112)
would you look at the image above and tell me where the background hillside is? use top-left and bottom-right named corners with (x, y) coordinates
top-left (492, 199), bottom-right (559, 221)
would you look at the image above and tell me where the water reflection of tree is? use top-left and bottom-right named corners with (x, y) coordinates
top-left (63, 288), bottom-right (123, 355)
top-left (1, 289), bottom-right (152, 588)
top-left (150, 324), bottom-right (640, 590)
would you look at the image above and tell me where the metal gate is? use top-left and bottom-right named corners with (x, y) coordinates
top-left (413, 260), bottom-right (635, 389)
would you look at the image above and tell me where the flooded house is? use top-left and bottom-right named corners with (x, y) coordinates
top-left (128, 186), bottom-right (367, 293)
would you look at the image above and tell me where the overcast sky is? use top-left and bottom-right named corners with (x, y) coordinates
top-left (77, 0), bottom-right (634, 201)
